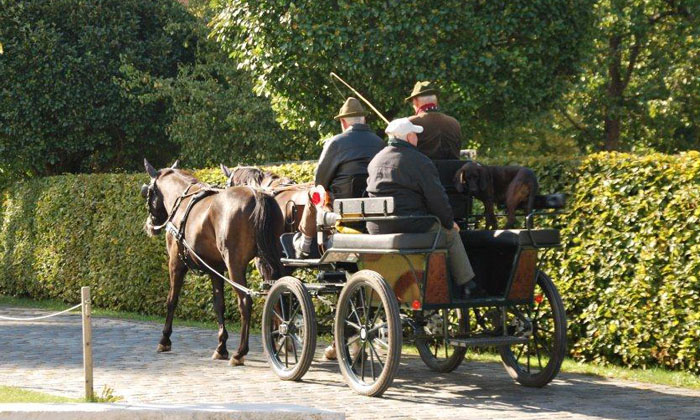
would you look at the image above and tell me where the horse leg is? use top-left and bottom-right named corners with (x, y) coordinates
top-left (158, 257), bottom-right (187, 353)
top-left (210, 274), bottom-right (229, 360)
top-left (226, 261), bottom-right (251, 366)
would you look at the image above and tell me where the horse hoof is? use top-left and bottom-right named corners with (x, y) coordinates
top-left (229, 356), bottom-right (245, 366)
top-left (212, 350), bottom-right (229, 360)
top-left (324, 345), bottom-right (337, 360)
top-left (157, 344), bottom-right (171, 353)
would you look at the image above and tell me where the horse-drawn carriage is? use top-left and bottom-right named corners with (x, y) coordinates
top-left (260, 160), bottom-right (567, 397)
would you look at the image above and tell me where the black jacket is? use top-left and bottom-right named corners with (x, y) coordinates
top-left (366, 138), bottom-right (454, 234)
top-left (315, 124), bottom-right (384, 199)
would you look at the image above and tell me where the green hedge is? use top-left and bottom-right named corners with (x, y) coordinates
top-left (0, 154), bottom-right (698, 373)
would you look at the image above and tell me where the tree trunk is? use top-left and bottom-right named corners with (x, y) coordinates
top-left (604, 35), bottom-right (623, 151)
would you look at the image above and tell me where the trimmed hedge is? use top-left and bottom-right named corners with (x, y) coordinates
top-left (0, 154), bottom-right (698, 373)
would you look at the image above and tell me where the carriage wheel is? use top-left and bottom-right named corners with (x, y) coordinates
top-left (335, 270), bottom-right (401, 397)
top-left (262, 276), bottom-right (317, 381)
top-left (415, 309), bottom-right (468, 373)
top-left (499, 271), bottom-right (567, 387)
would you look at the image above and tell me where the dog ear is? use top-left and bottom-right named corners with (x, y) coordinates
top-left (453, 167), bottom-right (466, 193)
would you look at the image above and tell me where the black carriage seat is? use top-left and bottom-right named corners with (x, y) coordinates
top-left (462, 229), bottom-right (561, 249)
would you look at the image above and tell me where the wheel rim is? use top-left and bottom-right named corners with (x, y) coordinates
top-left (417, 309), bottom-right (466, 364)
top-left (339, 282), bottom-right (391, 388)
top-left (267, 288), bottom-right (306, 372)
top-left (502, 276), bottom-right (560, 376)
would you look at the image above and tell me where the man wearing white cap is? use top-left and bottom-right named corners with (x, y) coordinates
top-left (366, 118), bottom-right (477, 298)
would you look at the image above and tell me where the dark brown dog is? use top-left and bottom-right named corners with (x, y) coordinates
top-left (453, 162), bottom-right (538, 229)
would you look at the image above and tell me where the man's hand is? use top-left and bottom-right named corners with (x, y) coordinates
top-left (452, 221), bottom-right (460, 232)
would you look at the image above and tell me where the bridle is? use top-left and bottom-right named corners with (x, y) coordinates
top-left (145, 178), bottom-right (210, 233)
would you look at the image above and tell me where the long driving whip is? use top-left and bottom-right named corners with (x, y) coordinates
top-left (330, 72), bottom-right (390, 124)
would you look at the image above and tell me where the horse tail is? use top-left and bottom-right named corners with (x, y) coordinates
top-left (251, 190), bottom-right (284, 281)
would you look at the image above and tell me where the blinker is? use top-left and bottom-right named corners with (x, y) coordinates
top-left (141, 184), bottom-right (149, 199)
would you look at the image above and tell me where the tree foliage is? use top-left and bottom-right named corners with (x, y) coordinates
top-left (211, 0), bottom-right (595, 140)
top-left (562, 0), bottom-right (700, 152)
top-left (0, 0), bottom-right (199, 176)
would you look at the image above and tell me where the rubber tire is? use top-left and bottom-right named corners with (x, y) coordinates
top-left (262, 276), bottom-right (317, 381)
top-left (499, 271), bottom-right (567, 387)
top-left (334, 270), bottom-right (402, 397)
top-left (415, 309), bottom-right (468, 373)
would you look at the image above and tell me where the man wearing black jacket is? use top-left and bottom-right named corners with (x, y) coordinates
top-left (366, 118), bottom-right (476, 298)
top-left (295, 97), bottom-right (384, 257)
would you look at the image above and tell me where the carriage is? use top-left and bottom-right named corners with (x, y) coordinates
top-left (259, 160), bottom-right (567, 397)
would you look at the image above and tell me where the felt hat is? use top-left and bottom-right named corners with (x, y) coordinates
top-left (385, 118), bottom-right (424, 139)
top-left (334, 97), bottom-right (367, 120)
top-left (405, 81), bottom-right (438, 102)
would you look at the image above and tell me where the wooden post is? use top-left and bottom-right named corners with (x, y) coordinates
top-left (81, 286), bottom-right (94, 401)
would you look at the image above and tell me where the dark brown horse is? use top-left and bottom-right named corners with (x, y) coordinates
top-left (220, 164), bottom-right (312, 232)
top-left (142, 159), bottom-right (284, 366)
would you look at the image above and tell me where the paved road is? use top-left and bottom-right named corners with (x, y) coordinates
top-left (1, 306), bottom-right (699, 419)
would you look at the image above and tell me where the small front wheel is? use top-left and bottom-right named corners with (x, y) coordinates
top-left (335, 270), bottom-right (402, 397)
top-left (262, 276), bottom-right (317, 381)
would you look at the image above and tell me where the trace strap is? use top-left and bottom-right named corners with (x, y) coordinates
top-left (165, 222), bottom-right (258, 298)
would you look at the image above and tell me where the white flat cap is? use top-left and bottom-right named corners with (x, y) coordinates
top-left (385, 117), bottom-right (424, 139)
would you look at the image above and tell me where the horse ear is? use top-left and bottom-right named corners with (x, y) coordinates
top-left (220, 163), bottom-right (231, 178)
top-left (144, 158), bottom-right (158, 179)
top-left (171, 159), bottom-right (179, 169)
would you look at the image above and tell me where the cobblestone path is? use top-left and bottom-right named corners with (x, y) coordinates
top-left (1, 307), bottom-right (698, 419)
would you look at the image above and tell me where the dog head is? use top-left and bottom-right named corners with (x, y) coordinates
top-left (454, 162), bottom-right (490, 195)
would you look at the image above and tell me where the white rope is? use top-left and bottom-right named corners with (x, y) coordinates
top-left (0, 303), bottom-right (82, 321)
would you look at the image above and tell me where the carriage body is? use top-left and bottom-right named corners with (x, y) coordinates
top-left (263, 160), bottom-right (568, 397)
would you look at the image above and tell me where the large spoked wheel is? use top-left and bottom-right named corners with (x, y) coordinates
top-left (415, 309), bottom-right (468, 373)
top-left (262, 276), bottom-right (317, 381)
top-left (499, 271), bottom-right (567, 387)
top-left (335, 270), bottom-right (402, 397)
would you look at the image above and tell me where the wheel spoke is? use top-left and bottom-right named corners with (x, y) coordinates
top-left (366, 288), bottom-right (375, 327)
top-left (284, 336), bottom-right (289, 367)
top-left (349, 298), bottom-right (363, 328)
top-left (345, 320), bottom-right (362, 331)
top-left (289, 299), bottom-right (301, 323)
top-left (367, 321), bottom-right (387, 335)
top-left (368, 340), bottom-right (385, 370)
top-left (370, 298), bottom-right (385, 327)
top-left (274, 335), bottom-right (285, 358)
top-left (272, 309), bottom-right (285, 323)
top-left (279, 294), bottom-right (287, 321)
top-left (360, 341), bottom-right (366, 382)
top-left (346, 334), bottom-right (361, 347)
top-left (291, 333), bottom-right (298, 365)
top-left (373, 337), bottom-right (389, 349)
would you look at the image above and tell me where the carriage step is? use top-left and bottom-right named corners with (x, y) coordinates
top-left (448, 335), bottom-right (528, 348)
top-left (281, 257), bottom-right (322, 267)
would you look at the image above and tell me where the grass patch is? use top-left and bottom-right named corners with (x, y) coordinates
top-left (0, 386), bottom-right (80, 403)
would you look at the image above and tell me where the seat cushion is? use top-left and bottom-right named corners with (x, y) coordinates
top-left (462, 229), bottom-right (560, 248)
top-left (330, 232), bottom-right (447, 250)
